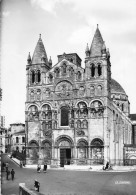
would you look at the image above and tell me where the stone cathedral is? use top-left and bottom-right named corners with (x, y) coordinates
top-left (25, 25), bottom-right (132, 166)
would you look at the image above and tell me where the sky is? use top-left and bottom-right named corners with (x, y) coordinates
top-left (1, 0), bottom-right (136, 127)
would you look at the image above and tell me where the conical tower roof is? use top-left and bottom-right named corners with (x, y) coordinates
top-left (90, 25), bottom-right (104, 57)
top-left (32, 34), bottom-right (48, 64)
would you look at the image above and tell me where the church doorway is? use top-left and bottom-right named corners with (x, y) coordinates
top-left (90, 138), bottom-right (104, 164)
top-left (60, 148), bottom-right (71, 165)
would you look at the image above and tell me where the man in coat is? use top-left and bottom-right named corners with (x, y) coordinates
top-left (11, 169), bottom-right (15, 180)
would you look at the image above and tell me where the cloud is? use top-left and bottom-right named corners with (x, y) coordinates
top-left (2, 11), bottom-right (10, 17)
top-left (30, 0), bottom-right (60, 14)
top-left (68, 26), bottom-right (92, 45)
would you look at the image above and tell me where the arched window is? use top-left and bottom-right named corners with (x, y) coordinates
top-left (22, 137), bottom-right (25, 143)
top-left (77, 71), bottom-right (81, 80)
top-left (62, 63), bottom-right (67, 74)
top-left (55, 68), bottom-right (60, 77)
top-left (98, 64), bottom-right (102, 76)
top-left (32, 71), bottom-right (35, 83)
top-left (122, 104), bottom-right (124, 111)
top-left (91, 64), bottom-right (95, 77)
top-left (71, 109), bottom-right (74, 118)
top-left (37, 70), bottom-right (41, 82)
top-left (49, 74), bottom-right (53, 83)
top-left (61, 106), bottom-right (69, 126)
top-left (16, 146), bottom-right (19, 151)
top-left (16, 137), bottom-right (19, 143)
top-left (69, 67), bottom-right (74, 76)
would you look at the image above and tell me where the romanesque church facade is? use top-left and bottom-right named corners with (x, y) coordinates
top-left (25, 26), bottom-right (132, 166)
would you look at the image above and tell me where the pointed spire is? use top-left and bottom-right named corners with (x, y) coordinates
top-left (32, 34), bottom-right (48, 64)
top-left (85, 43), bottom-right (90, 57)
top-left (27, 52), bottom-right (31, 64)
top-left (49, 56), bottom-right (52, 67)
top-left (90, 24), bottom-right (104, 57)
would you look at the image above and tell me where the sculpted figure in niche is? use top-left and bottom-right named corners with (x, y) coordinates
top-left (30, 90), bottom-right (34, 101)
top-left (53, 111), bottom-right (57, 119)
top-left (82, 120), bottom-right (88, 128)
top-left (70, 120), bottom-right (74, 128)
top-left (79, 86), bottom-right (85, 96)
top-left (77, 120), bottom-right (81, 128)
top-left (29, 112), bottom-right (34, 121)
top-left (37, 89), bottom-right (41, 101)
top-left (45, 88), bottom-right (50, 97)
top-left (90, 86), bottom-right (95, 97)
top-left (52, 121), bottom-right (57, 129)
top-left (28, 105), bottom-right (38, 121)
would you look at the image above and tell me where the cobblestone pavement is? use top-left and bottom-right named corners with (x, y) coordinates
top-left (1, 154), bottom-right (136, 195)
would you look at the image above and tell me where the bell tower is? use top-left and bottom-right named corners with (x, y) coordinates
top-left (85, 25), bottom-right (111, 99)
top-left (26, 34), bottom-right (51, 102)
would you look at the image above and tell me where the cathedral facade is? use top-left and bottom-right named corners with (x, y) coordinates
top-left (25, 26), bottom-right (132, 166)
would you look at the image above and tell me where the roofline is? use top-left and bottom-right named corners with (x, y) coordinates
top-left (57, 53), bottom-right (82, 61)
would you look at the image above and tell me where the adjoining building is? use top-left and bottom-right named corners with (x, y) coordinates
top-left (0, 116), bottom-right (6, 153)
top-left (25, 25), bottom-right (133, 166)
top-left (10, 123), bottom-right (25, 153)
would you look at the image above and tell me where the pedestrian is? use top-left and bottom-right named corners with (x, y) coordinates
top-left (104, 161), bottom-right (109, 170)
top-left (37, 164), bottom-right (41, 173)
top-left (20, 161), bottom-right (22, 168)
top-left (11, 169), bottom-right (15, 181)
top-left (43, 163), bottom-right (47, 173)
top-left (5, 162), bottom-right (9, 172)
top-left (6, 169), bottom-right (10, 180)
top-left (34, 179), bottom-right (40, 192)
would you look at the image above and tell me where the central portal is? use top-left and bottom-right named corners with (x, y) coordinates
top-left (60, 148), bottom-right (71, 165)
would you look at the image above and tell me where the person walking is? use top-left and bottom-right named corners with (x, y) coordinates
top-left (37, 164), bottom-right (41, 173)
top-left (5, 162), bottom-right (9, 172)
top-left (6, 169), bottom-right (10, 180)
top-left (43, 163), bottom-right (47, 173)
top-left (34, 179), bottom-right (40, 192)
top-left (11, 169), bottom-right (15, 181)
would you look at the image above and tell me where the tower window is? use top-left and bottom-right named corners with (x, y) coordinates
top-left (62, 63), bottom-right (67, 74)
top-left (122, 104), bottom-right (124, 111)
top-left (55, 68), bottom-right (60, 77)
top-left (61, 106), bottom-right (69, 126)
top-left (77, 71), bottom-right (81, 80)
top-left (49, 74), bottom-right (53, 83)
top-left (37, 70), bottom-right (41, 82)
top-left (32, 71), bottom-right (35, 83)
top-left (98, 64), bottom-right (102, 76)
top-left (91, 64), bottom-right (95, 77)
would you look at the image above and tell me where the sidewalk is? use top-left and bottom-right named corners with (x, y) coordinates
top-left (8, 155), bottom-right (136, 172)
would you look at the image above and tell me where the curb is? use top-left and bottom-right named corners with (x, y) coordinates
top-left (7, 155), bottom-right (136, 172)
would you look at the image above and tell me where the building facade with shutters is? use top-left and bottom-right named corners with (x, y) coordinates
top-left (10, 123), bottom-right (26, 153)
top-left (25, 26), bottom-right (132, 166)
